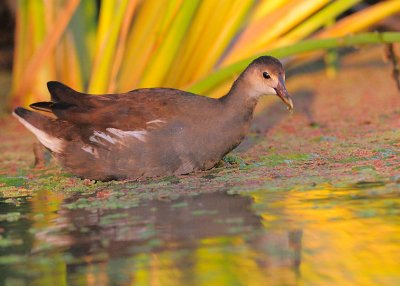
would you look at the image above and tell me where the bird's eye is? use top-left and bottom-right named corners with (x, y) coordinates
top-left (263, 72), bottom-right (271, 79)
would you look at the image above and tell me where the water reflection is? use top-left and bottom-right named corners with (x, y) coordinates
top-left (1, 183), bottom-right (400, 285)
top-left (62, 192), bottom-right (302, 285)
top-left (1, 191), bottom-right (302, 285)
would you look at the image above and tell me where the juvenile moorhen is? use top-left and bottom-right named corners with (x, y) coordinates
top-left (13, 56), bottom-right (293, 181)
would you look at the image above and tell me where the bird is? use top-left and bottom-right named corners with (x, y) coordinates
top-left (13, 56), bottom-right (293, 181)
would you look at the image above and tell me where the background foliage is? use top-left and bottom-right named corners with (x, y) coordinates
top-left (10, 0), bottom-right (400, 106)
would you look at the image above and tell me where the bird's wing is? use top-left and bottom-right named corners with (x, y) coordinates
top-left (30, 81), bottom-right (113, 113)
top-left (47, 81), bottom-right (95, 105)
top-left (29, 81), bottom-right (195, 130)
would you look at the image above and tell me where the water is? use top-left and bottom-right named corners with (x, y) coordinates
top-left (1, 183), bottom-right (399, 285)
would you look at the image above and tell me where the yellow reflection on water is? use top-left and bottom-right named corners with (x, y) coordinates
top-left (257, 185), bottom-right (400, 286)
top-left (27, 190), bottom-right (67, 286)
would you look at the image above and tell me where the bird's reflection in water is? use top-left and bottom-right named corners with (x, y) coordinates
top-left (53, 192), bottom-right (302, 284)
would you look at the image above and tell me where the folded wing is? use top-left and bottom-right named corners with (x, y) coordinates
top-left (30, 81), bottom-right (186, 130)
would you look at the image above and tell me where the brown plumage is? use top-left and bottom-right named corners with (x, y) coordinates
top-left (13, 56), bottom-right (293, 181)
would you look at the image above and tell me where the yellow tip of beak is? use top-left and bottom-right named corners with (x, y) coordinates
top-left (286, 97), bottom-right (294, 111)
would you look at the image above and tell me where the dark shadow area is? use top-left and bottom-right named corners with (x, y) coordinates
top-left (254, 88), bottom-right (316, 134)
top-left (286, 48), bottom-right (388, 80)
top-left (0, 1), bottom-right (14, 115)
top-left (286, 44), bottom-right (400, 93)
top-left (0, 1), bottom-right (14, 71)
top-left (237, 88), bottom-right (315, 152)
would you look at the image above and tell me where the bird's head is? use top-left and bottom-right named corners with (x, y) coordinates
top-left (242, 56), bottom-right (293, 110)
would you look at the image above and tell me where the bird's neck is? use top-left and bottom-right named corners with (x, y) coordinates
top-left (219, 74), bottom-right (260, 119)
top-left (213, 75), bottom-right (260, 153)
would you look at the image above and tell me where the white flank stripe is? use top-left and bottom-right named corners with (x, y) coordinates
top-left (93, 131), bottom-right (115, 144)
top-left (106, 128), bottom-right (148, 142)
top-left (146, 119), bottom-right (166, 125)
top-left (81, 145), bottom-right (99, 158)
top-left (105, 128), bottom-right (124, 138)
top-left (89, 135), bottom-right (101, 144)
top-left (123, 130), bottom-right (147, 142)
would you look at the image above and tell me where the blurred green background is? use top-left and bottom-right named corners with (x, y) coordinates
top-left (0, 0), bottom-right (400, 110)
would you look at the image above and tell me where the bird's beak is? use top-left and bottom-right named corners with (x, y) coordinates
top-left (274, 77), bottom-right (293, 111)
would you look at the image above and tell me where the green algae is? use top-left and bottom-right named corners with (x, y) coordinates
top-left (0, 176), bottom-right (27, 187)
top-left (0, 187), bottom-right (32, 199)
top-left (0, 236), bottom-right (23, 247)
top-left (65, 195), bottom-right (140, 210)
top-left (312, 135), bottom-right (337, 142)
top-left (352, 165), bottom-right (376, 172)
top-left (191, 209), bottom-right (219, 216)
top-left (0, 255), bottom-right (27, 265)
top-left (170, 201), bottom-right (189, 208)
top-left (0, 212), bottom-right (21, 222)
top-left (337, 156), bottom-right (366, 163)
top-left (222, 154), bottom-right (248, 167)
top-left (249, 153), bottom-right (314, 168)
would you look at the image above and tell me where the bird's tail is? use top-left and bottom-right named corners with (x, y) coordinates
top-left (13, 107), bottom-right (65, 153)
